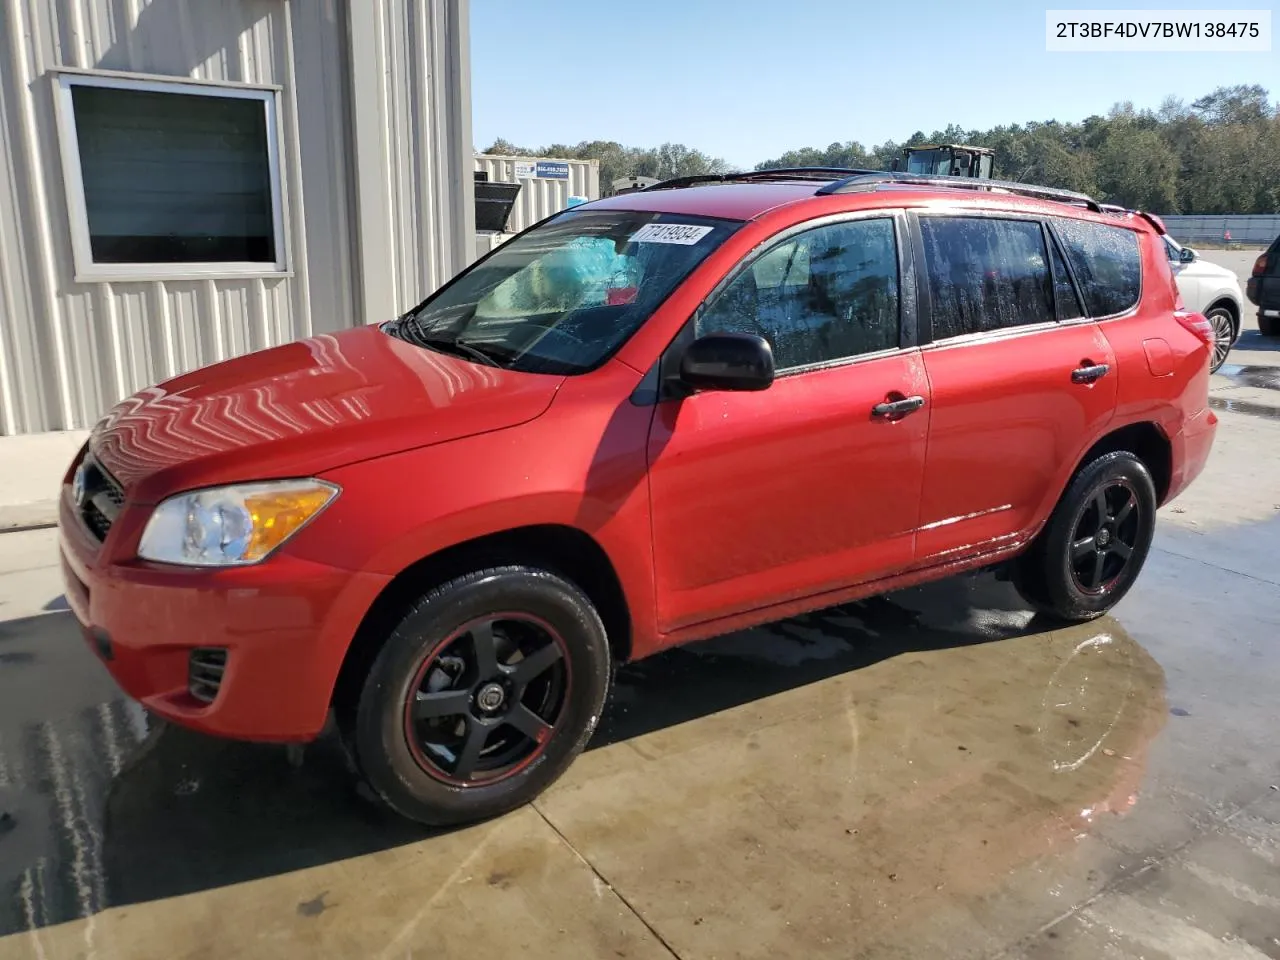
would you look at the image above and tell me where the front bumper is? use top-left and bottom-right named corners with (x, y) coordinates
top-left (1165, 406), bottom-right (1218, 506)
top-left (58, 486), bottom-right (390, 742)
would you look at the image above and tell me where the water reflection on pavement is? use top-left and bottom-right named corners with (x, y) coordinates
top-left (0, 572), bottom-right (1179, 959)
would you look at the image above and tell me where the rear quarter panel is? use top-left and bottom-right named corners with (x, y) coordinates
top-left (1018, 225), bottom-right (1210, 538)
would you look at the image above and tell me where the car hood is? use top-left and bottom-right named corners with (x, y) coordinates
top-left (90, 325), bottom-right (564, 504)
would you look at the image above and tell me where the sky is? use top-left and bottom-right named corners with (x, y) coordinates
top-left (470, 0), bottom-right (1279, 169)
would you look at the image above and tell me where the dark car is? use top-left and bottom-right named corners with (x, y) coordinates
top-left (1246, 234), bottom-right (1280, 336)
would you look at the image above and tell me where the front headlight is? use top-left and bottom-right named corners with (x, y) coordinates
top-left (138, 479), bottom-right (339, 567)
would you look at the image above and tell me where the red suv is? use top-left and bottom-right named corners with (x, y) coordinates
top-left (58, 170), bottom-right (1217, 825)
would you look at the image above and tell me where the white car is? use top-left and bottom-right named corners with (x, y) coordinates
top-left (1164, 236), bottom-right (1244, 372)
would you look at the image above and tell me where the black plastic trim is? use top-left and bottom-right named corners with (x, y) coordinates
top-left (905, 211), bottom-right (934, 347)
top-left (893, 211), bottom-right (919, 350)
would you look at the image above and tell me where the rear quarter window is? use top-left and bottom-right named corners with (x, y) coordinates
top-left (1052, 218), bottom-right (1142, 317)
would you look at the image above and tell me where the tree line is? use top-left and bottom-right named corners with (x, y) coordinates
top-left (484, 85), bottom-right (1279, 214)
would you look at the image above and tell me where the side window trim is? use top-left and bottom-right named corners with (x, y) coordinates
top-left (906, 211), bottom-right (933, 347)
top-left (1044, 219), bottom-right (1089, 321)
top-left (689, 209), bottom-right (911, 377)
top-left (911, 210), bottom-right (1059, 346)
top-left (1042, 220), bottom-right (1087, 322)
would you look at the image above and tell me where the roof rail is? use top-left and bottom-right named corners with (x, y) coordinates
top-left (816, 172), bottom-right (1103, 213)
top-left (645, 166), bottom-right (887, 191)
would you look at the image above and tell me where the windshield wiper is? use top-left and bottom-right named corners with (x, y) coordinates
top-left (414, 333), bottom-right (503, 368)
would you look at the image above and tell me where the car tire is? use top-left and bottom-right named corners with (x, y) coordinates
top-left (350, 566), bottom-right (611, 826)
top-left (1205, 305), bottom-right (1235, 373)
top-left (1260, 314), bottom-right (1280, 338)
top-left (1013, 452), bottom-right (1157, 623)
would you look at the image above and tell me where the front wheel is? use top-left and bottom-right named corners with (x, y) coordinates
top-left (1205, 306), bottom-right (1235, 373)
top-left (350, 566), bottom-right (612, 826)
top-left (1013, 452), bottom-right (1157, 622)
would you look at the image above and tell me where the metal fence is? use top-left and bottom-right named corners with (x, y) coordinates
top-left (1159, 215), bottom-right (1280, 247)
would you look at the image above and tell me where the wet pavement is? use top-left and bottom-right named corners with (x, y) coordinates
top-left (1, 408), bottom-right (1278, 959)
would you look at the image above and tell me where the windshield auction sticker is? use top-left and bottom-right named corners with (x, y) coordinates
top-left (631, 223), bottom-right (715, 245)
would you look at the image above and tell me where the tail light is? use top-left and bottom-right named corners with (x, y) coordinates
top-left (1253, 254), bottom-right (1268, 276)
top-left (1176, 311), bottom-right (1214, 348)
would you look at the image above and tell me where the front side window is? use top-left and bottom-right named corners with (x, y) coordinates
top-left (55, 75), bottom-right (284, 278)
top-left (697, 217), bottom-right (901, 370)
top-left (1053, 218), bottom-right (1142, 317)
top-left (920, 217), bottom-right (1055, 340)
top-left (389, 210), bottom-right (739, 375)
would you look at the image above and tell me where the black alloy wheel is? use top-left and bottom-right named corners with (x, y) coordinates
top-left (349, 566), bottom-right (612, 826)
top-left (1013, 451), bottom-right (1157, 623)
top-left (404, 613), bottom-right (570, 785)
top-left (1068, 480), bottom-right (1141, 595)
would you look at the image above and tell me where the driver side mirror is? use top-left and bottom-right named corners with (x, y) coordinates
top-left (1180, 247), bottom-right (1197, 263)
top-left (679, 333), bottom-right (775, 392)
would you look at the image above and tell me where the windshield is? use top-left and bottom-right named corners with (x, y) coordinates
top-left (905, 149), bottom-right (948, 175)
top-left (385, 209), bottom-right (741, 375)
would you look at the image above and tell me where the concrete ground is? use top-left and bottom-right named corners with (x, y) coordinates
top-left (1, 407), bottom-right (1279, 958)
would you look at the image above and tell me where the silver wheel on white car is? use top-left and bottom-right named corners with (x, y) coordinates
top-left (1205, 306), bottom-right (1234, 373)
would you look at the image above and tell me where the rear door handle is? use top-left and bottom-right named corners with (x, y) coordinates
top-left (872, 395), bottom-right (926, 418)
top-left (1072, 363), bottom-right (1110, 384)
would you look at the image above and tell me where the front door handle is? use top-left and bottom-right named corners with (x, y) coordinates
top-left (872, 395), bottom-right (926, 418)
top-left (1072, 363), bottom-right (1110, 384)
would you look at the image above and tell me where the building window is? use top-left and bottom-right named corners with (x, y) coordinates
top-left (54, 73), bottom-right (286, 280)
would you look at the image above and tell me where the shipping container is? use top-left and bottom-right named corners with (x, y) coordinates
top-left (473, 154), bottom-right (599, 236)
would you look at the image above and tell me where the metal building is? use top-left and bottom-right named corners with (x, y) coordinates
top-left (0, 0), bottom-right (474, 438)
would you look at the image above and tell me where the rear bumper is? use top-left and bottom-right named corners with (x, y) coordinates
top-left (1165, 407), bottom-right (1217, 506)
top-left (58, 488), bottom-right (390, 742)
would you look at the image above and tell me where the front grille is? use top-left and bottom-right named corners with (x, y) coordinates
top-left (75, 452), bottom-right (126, 542)
top-left (188, 648), bottom-right (229, 704)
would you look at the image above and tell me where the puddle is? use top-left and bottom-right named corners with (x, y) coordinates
top-left (1208, 395), bottom-right (1280, 420)
top-left (0, 574), bottom-right (1168, 946)
top-left (1216, 364), bottom-right (1280, 391)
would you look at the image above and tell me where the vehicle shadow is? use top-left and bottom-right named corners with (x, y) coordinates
top-left (0, 573), bottom-right (1082, 934)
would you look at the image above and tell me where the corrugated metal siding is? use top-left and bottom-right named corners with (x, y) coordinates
top-left (0, 0), bottom-right (310, 436)
top-left (347, 0), bottom-right (473, 330)
top-left (0, 0), bottom-right (473, 437)
top-left (474, 154), bottom-right (600, 235)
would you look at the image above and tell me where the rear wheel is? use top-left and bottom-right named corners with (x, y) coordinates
top-left (1013, 452), bottom-right (1156, 622)
top-left (1205, 305), bottom-right (1235, 372)
top-left (1260, 314), bottom-right (1280, 338)
top-left (349, 566), bottom-right (611, 826)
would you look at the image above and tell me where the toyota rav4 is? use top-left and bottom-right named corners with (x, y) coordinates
top-left (58, 170), bottom-right (1218, 825)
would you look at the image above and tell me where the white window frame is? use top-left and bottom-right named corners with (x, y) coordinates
top-left (52, 70), bottom-right (289, 282)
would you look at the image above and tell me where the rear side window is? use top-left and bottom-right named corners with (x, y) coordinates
top-left (920, 217), bottom-right (1054, 340)
top-left (1053, 218), bottom-right (1141, 317)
